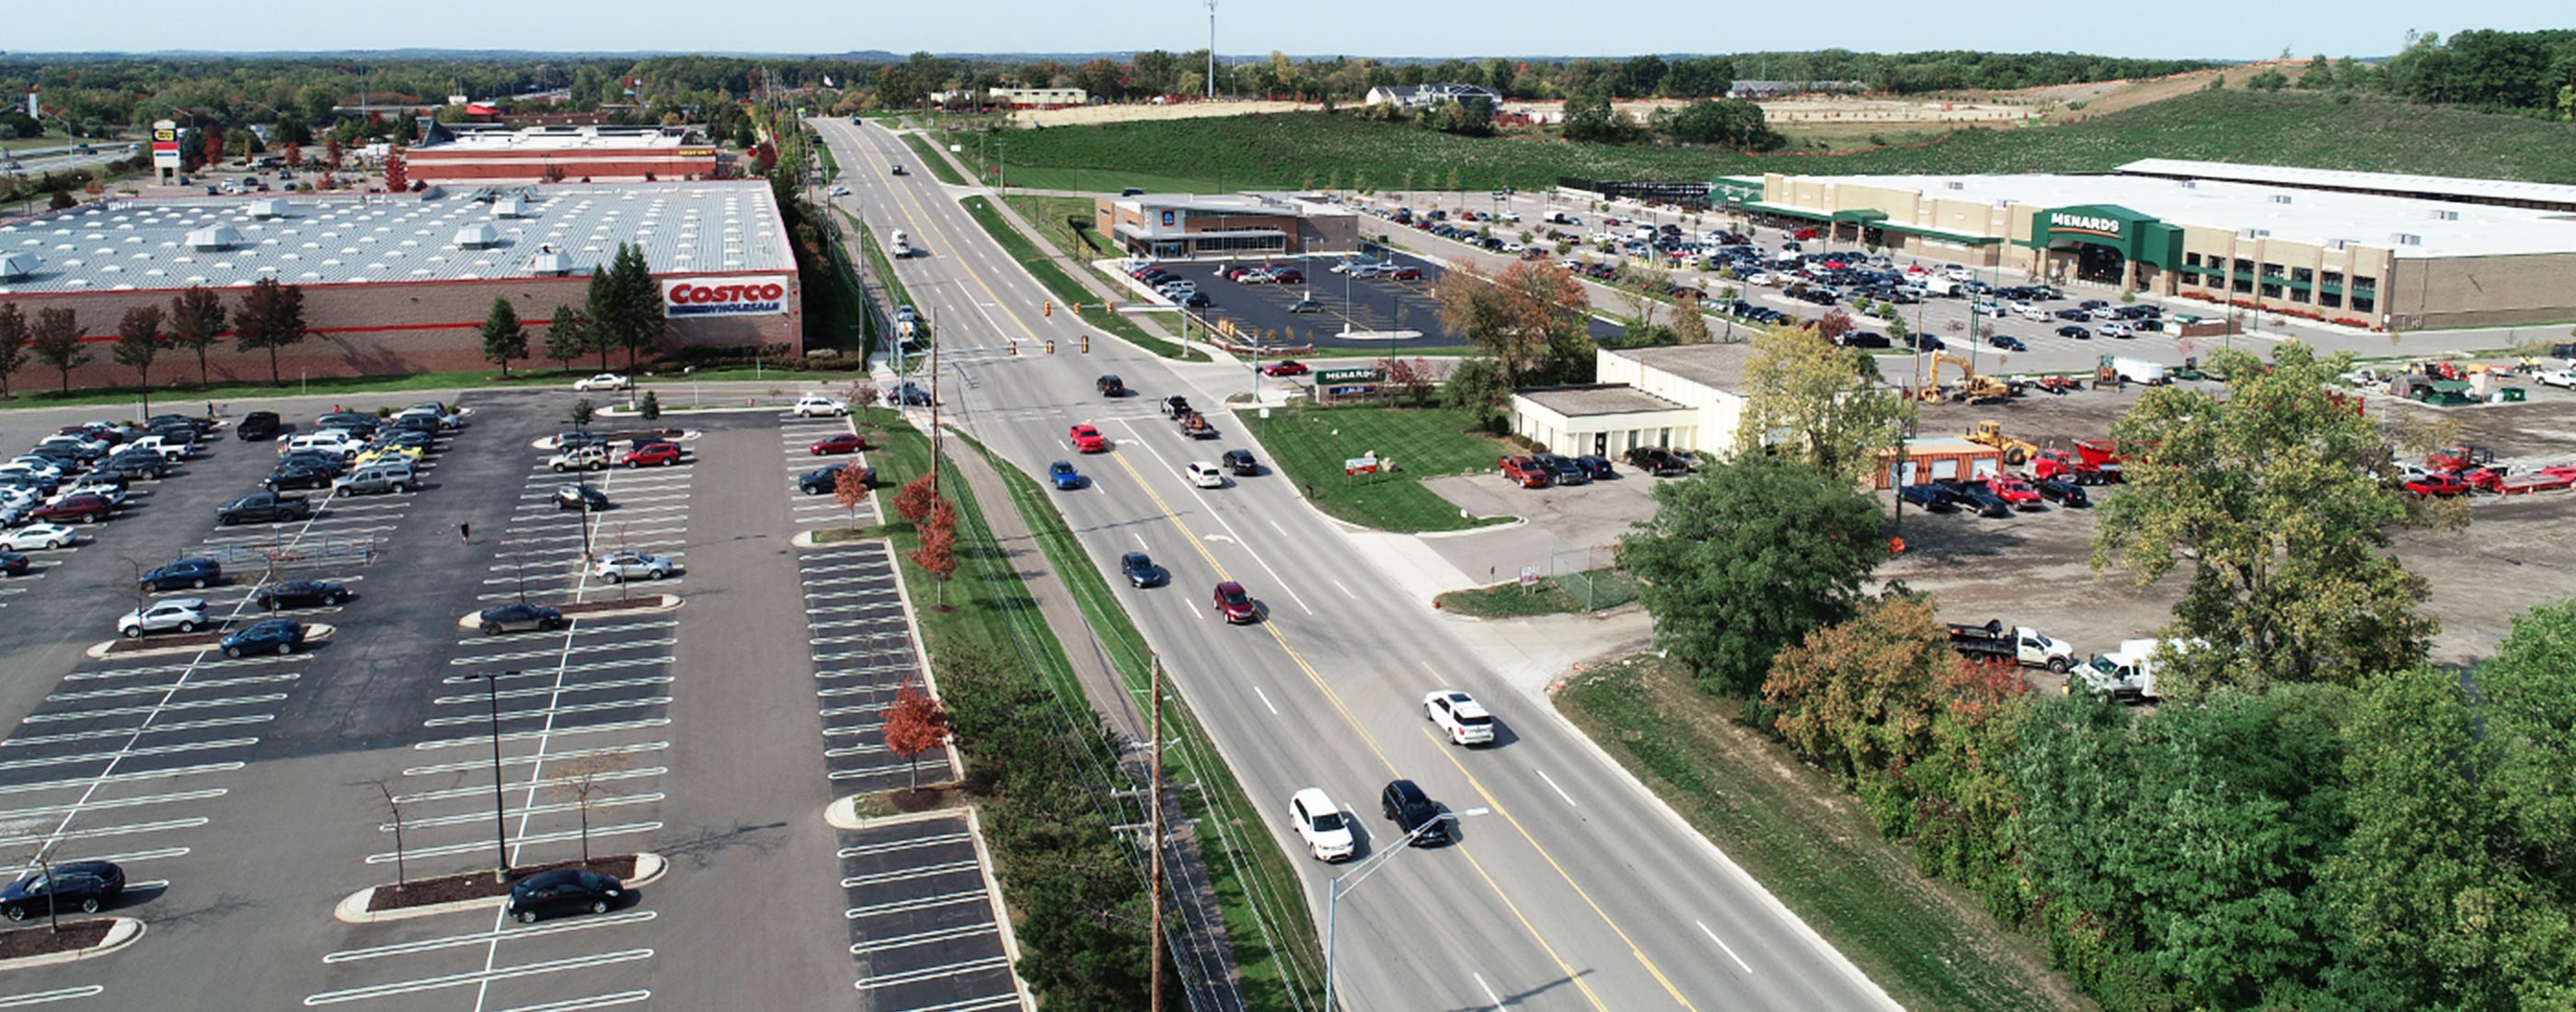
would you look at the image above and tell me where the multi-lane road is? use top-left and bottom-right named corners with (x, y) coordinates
top-left (815, 117), bottom-right (1899, 1012)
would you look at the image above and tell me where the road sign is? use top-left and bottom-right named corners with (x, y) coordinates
top-left (1519, 566), bottom-right (1542, 588)
top-left (1343, 457), bottom-right (1379, 477)
top-left (1315, 367), bottom-right (1384, 385)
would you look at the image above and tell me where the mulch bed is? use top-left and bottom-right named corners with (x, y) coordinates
top-left (558, 597), bottom-right (671, 617)
top-left (98, 630), bottom-right (227, 654)
top-left (0, 919), bottom-right (113, 960)
top-left (365, 855), bottom-right (639, 913)
top-left (595, 428), bottom-right (684, 444)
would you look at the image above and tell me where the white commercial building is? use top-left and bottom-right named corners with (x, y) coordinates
top-left (1508, 344), bottom-right (1750, 457)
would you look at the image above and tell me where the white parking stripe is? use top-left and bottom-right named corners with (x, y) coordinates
top-left (322, 911), bottom-right (659, 962)
top-left (420, 696), bottom-right (672, 728)
top-left (0, 816), bottom-right (209, 848)
top-left (856, 955), bottom-right (1012, 990)
top-left (845, 890), bottom-right (991, 918)
top-left (362, 822), bottom-right (661, 864)
top-left (837, 832), bottom-right (971, 857)
top-left (841, 859), bottom-right (981, 888)
top-left (0, 985), bottom-right (107, 1007)
top-left (0, 738), bottom-right (258, 773)
top-left (848, 923), bottom-right (998, 955)
top-left (0, 763), bottom-right (241, 797)
top-left (300, 949), bottom-right (654, 1005)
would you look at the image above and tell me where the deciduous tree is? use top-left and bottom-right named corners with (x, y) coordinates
top-left (911, 499), bottom-right (959, 606)
top-left (233, 277), bottom-right (311, 385)
top-left (113, 305), bottom-right (167, 415)
top-left (1736, 323), bottom-right (1915, 486)
top-left (880, 678), bottom-right (951, 789)
top-left (0, 302), bottom-right (29, 399)
top-left (834, 462), bottom-right (873, 525)
top-left (478, 296), bottom-right (527, 377)
top-left (1432, 260), bottom-right (1593, 386)
top-left (893, 473), bottom-right (938, 525)
top-left (1440, 356), bottom-right (1508, 430)
top-left (29, 306), bottom-right (89, 392)
top-left (167, 286), bottom-right (228, 387)
top-left (1672, 293), bottom-right (1711, 345)
top-left (2092, 343), bottom-right (2433, 695)
top-left (1621, 451), bottom-right (1884, 695)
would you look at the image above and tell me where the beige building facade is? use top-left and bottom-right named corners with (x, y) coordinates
top-left (1508, 344), bottom-right (1751, 456)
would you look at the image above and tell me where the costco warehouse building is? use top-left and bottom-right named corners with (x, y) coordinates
top-left (0, 180), bottom-right (799, 390)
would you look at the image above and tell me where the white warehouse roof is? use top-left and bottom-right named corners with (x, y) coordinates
top-left (2116, 158), bottom-right (2576, 211)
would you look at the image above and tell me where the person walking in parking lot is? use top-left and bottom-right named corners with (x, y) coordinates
top-left (459, 522), bottom-right (471, 545)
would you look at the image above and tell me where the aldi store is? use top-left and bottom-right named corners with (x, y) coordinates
top-left (1731, 163), bottom-right (2576, 331)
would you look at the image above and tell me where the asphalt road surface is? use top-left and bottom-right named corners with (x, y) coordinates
top-left (817, 117), bottom-right (1900, 1012)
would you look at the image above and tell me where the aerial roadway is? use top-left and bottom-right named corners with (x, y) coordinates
top-left (811, 116), bottom-right (1898, 1012)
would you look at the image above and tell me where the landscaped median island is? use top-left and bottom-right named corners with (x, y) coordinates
top-left (0, 918), bottom-right (128, 964)
top-left (1228, 403), bottom-right (1514, 534)
top-left (1433, 568), bottom-right (1640, 617)
top-left (360, 855), bottom-right (642, 914)
top-left (951, 195), bottom-right (1206, 362)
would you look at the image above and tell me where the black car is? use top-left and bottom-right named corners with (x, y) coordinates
top-left (0, 860), bottom-right (124, 920)
top-left (1378, 779), bottom-right (1451, 846)
top-left (97, 453), bottom-right (171, 480)
top-left (0, 550), bottom-right (28, 577)
top-left (557, 431), bottom-right (607, 451)
top-left (267, 463), bottom-right (336, 490)
top-left (1096, 374), bottom-right (1127, 397)
top-left (1538, 454), bottom-right (1588, 487)
top-left (884, 382), bottom-right (935, 407)
top-left (1842, 331), bottom-right (1892, 349)
top-left (1623, 446), bottom-right (1689, 477)
top-left (1120, 552), bottom-right (1166, 588)
top-left (1939, 480), bottom-right (2012, 518)
top-left (1896, 483), bottom-right (1958, 512)
top-left (276, 450), bottom-right (350, 476)
top-left (798, 463), bottom-right (874, 495)
top-left (236, 410), bottom-right (283, 442)
top-left (1575, 454), bottom-right (1615, 479)
top-left (2056, 326), bottom-right (2092, 339)
top-left (371, 429), bottom-right (437, 453)
top-left (1181, 292), bottom-right (1213, 308)
top-left (1222, 449), bottom-right (1259, 476)
top-left (140, 557), bottom-right (223, 592)
top-left (477, 603), bottom-right (567, 635)
top-left (2030, 477), bottom-right (2091, 508)
top-left (255, 578), bottom-right (351, 609)
top-left (316, 412), bottom-right (380, 435)
top-left (554, 485), bottom-right (611, 511)
top-left (1988, 335), bottom-right (2029, 351)
top-left (146, 413), bottom-right (216, 435)
top-left (220, 618), bottom-right (307, 658)
top-left (504, 868), bottom-right (624, 924)
top-left (2055, 308), bottom-right (2090, 321)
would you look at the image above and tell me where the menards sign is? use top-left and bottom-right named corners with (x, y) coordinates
top-left (2049, 212), bottom-right (2123, 237)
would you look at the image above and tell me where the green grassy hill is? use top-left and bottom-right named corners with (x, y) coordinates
top-left (980, 90), bottom-right (2576, 193)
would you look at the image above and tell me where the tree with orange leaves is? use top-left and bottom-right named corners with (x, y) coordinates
top-left (1432, 259), bottom-right (1594, 386)
top-left (881, 678), bottom-right (951, 789)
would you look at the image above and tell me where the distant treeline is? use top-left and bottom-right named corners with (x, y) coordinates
top-left (2297, 29), bottom-right (2576, 118)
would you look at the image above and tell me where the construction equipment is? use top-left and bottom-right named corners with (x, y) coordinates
top-left (1920, 352), bottom-right (2016, 404)
top-left (1962, 420), bottom-right (2039, 466)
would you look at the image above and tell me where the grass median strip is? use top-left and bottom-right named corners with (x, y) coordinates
top-left (979, 438), bottom-right (1325, 1012)
top-left (1434, 568), bottom-right (1640, 617)
top-left (1228, 403), bottom-right (1512, 534)
top-left (1556, 654), bottom-right (2068, 1012)
top-left (955, 195), bottom-right (1206, 362)
top-left (897, 132), bottom-right (970, 186)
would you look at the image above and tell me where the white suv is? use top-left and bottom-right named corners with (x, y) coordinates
top-left (1424, 689), bottom-right (1496, 745)
top-left (120, 598), bottom-right (209, 638)
top-left (793, 395), bottom-right (849, 418)
top-left (1186, 462), bottom-right (1225, 489)
top-left (1288, 788), bottom-right (1356, 862)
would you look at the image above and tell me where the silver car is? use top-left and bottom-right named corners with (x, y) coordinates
top-left (590, 551), bottom-right (675, 583)
top-left (120, 598), bottom-right (209, 638)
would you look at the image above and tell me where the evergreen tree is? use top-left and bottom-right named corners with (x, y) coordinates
top-left (479, 296), bottom-right (528, 377)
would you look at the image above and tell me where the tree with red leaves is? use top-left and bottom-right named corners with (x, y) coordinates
top-left (834, 462), bottom-right (873, 526)
top-left (201, 132), bottom-right (223, 170)
top-left (910, 500), bottom-right (959, 602)
top-left (892, 473), bottom-right (937, 525)
top-left (1812, 307), bottom-right (1857, 345)
top-left (323, 136), bottom-right (344, 170)
top-left (383, 153), bottom-right (407, 192)
top-left (880, 678), bottom-right (951, 789)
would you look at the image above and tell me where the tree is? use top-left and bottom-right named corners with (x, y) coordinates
top-left (478, 296), bottom-right (527, 377)
top-left (383, 153), bottom-right (407, 191)
top-left (1736, 324), bottom-right (1915, 486)
top-left (1621, 452), bottom-right (1885, 695)
top-left (2092, 343), bottom-right (2433, 696)
top-left (834, 461), bottom-right (873, 525)
top-left (581, 270), bottom-right (618, 370)
top-left (553, 752), bottom-right (631, 863)
top-left (881, 678), bottom-right (952, 790)
top-left (1441, 356), bottom-right (1509, 430)
top-left (2248, 68), bottom-right (2291, 92)
top-left (542, 305), bottom-right (587, 371)
top-left (113, 305), bottom-right (167, 416)
top-left (323, 135), bottom-right (344, 170)
top-left (911, 499), bottom-right (959, 606)
top-left (570, 398), bottom-right (595, 431)
top-left (1433, 260), bottom-right (1593, 386)
top-left (638, 390), bottom-right (661, 420)
top-left (0, 302), bottom-right (29, 399)
top-left (29, 307), bottom-right (89, 393)
top-left (48, 191), bottom-right (75, 212)
top-left (1662, 98), bottom-right (1783, 150)
top-left (602, 243), bottom-right (665, 372)
top-left (1671, 293), bottom-right (1712, 345)
top-left (1381, 356), bottom-right (1434, 406)
top-left (167, 286), bottom-right (228, 387)
top-left (893, 473), bottom-right (938, 525)
top-left (2298, 54), bottom-right (2336, 89)
top-left (233, 277), bottom-right (311, 385)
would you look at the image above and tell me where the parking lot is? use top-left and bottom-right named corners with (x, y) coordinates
top-left (0, 388), bottom-right (1011, 1009)
top-left (1112, 252), bottom-right (1626, 352)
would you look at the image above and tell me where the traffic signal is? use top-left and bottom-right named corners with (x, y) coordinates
top-left (1080, 334), bottom-right (1090, 354)
top-left (1042, 301), bottom-right (1052, 317)
top-left (1043, 339), bottom-right (1057, 354)
top-left (1007, 340), bottom-right (1018, 356)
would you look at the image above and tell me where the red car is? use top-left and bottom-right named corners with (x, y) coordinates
top-left (1261, 360), bottom-right (1309, 377)
top-left (1985, 477), bottom-right (2047, 510)
top-left (1068, 424), bottom-right (1108, 454)
top-left (808, 433), bottom-right (868, 455)
top-left (2405, 471), bottom-right (2473, 497)
top-left (1792, 227), bottom-right (1822, 240)
top-left (1268, 269), bottom-right (1305, 284)
top-left (1499, 455), bottom-right (1551, 489)
top-left (31, 492), bottom-right (115, 524)
top-left (1213, 581), bottom-right (1258, 624)
top-left (1457, 211), bottom-right (1478, 222)
top-left (1389, 266), bottom-right (1423, 281)
top-left (622, 443), bottom-right (683, 467)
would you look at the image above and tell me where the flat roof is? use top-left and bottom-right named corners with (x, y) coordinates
top-left (420, 126), bottom-right (701, 153)
top-left (2116, 158), bottom-right (2576, 209)
top-left (1604, 342), bottom-right (1754, 391)
top-left (0, 181), bottom-right (788, 295)
top-left (1115, 193), bottom-right (1355, 218)
top-left (1790, 172), bottom-right (2576, 259)
top-left (1515, 384), bottom-right (1690, 417)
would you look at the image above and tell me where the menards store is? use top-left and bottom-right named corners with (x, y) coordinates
top-left (1722, 160), bottom-right (2576, 331)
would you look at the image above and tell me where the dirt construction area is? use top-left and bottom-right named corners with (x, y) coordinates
top-left (1889, 382), bottom-right (2576, 677)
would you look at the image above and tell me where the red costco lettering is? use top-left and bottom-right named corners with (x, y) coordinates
top-left (669, 282), bottom-right (785, 305)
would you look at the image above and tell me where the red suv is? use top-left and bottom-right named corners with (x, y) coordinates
top-left (1213, 581), bottom-right (1259, 624)
top-left (622, 443), bottom-right (683, 467)
top-left (1499, 455), bottom-right (1551, 489)
top-left (1389, 267), bottom-right (1423, 281)
top-left (31, 492), bottom-right (115, 524)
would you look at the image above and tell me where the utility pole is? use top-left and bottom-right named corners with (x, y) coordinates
top-left (1149, 657), bottom-right (1166, 1011)
top-left (1205, 0), bottom-right (1219, 100)
top-left (927, 303), bottom-right (941, 499)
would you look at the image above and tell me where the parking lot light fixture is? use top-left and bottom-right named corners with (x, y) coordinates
top-left (1322, 806), bottom-right (1490, 1012)
top-left (462, 671), bottom-right (516, 881)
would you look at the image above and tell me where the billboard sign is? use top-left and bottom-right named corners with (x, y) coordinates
top-left (151, 120), bottom-right (181, 171)
top-left (661, 276), bottom-right (790, 317)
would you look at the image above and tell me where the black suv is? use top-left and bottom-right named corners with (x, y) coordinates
top-left (1096, 374), bottom-right (1127, 397)
top-left (236, 411), bottom-right (283, 442)
top-left (1623, 446), bottom-right (1689, 477)
top-left (140, 558), bottom-right (223, 592)
top-left (1379, 779), bottom-right (1451, 846)
top-left (254, 578), bottom-right (351, 609)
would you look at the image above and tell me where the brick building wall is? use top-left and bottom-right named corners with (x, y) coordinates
top-left (407, 150), bottom-right (721, 185)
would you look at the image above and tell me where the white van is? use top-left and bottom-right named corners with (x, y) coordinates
top-left (284, 430), bottom-right (362, 458)
top-left (889, 230), bottom-right (913, 258)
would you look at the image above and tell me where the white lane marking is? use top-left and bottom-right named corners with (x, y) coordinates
top-left (1252, 685), bottom-right (1280, 716)
top-left (0, 986), bottom-right (106, 1007)
top-left (486, 991), bottom-right (652, 1012)
top-left (1331, 579), bottom-right (1356, 600)
top-left (1697, 919), bottom-right (1755, 974)
top-left (300, 949), bottom-right (655, 1005)
top-left (1109, 418), bottom-right (1315, 615)
top-left (1533, 769), bottom-right (1580, 808)
top-left (1472, 972), bottom-right (1508, 1010)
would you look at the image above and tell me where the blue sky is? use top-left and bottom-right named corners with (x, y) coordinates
top-left (9, 0), bottom-right (2568, 60)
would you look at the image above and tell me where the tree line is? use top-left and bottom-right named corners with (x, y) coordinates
top-left (2294, 29), bottom-right (2576, 119)
top-left (0, 278), bottom-right (314, 401)
top-left (1609, 329), bottom-right (2574, 1009)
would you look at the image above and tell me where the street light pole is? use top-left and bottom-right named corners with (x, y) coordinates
top-left (464, 670), bottom-right (517, 882)
top-left (1321, 807), bottom-right (1489, 1012)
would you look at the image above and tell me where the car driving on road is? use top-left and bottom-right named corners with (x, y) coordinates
top-left (1213, 581), bottom-right (1258, 623)
top-left (1120, 552), bottom-right (1165, 588)
top-left (1424, 690), bottom-right (1496, 745)
top-left (1379, 779), bottom-right (1451, 845)
top-left (1289, 788), bottom-right (1357, 862)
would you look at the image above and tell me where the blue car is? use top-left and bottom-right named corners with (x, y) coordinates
top-left (1048, 461), bottom-right (1082, 490)
top-left (220, 618), bottom-right (306, 658)
top-left (1896, 483), bottom-right (1957, 512)
top-left (140, 557), bottom-right (223, 592)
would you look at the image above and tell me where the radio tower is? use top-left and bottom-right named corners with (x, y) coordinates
top-left (1205, 0), bottom-right (1218, 99)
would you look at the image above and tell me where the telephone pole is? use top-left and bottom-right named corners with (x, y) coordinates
top-left (1149, 657), bottom-right (1166, 1010)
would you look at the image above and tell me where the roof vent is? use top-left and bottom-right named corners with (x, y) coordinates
top-left (2238, 227), bottom-right (2270, 240)
top-left (247, 199), bottom-right (291, 220)
top-left (493, 197), bottom-right (530, 219)
top-left (2391, 233), bottom-right (2423, 246)
top-left (2326, 238), bottom-right (2350, 251)
top-left (2269, 194), bottom-right (2293, 204)
top-left (527, 245), bottom-right (574, 276)
top-left (185, 224), bottom-right (243, 251)
top-left (2431, 209), bottom-right (2460, 221)
top-left (1944, 181), bottom-right (1964, 190)
top-left (0, 251), bottom-right (37, 280)
top-left (2179, 179), bottom-right (2198, 189)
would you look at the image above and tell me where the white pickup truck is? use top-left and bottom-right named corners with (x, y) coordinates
top-left (2068, 638), bottom-right (2172, 703)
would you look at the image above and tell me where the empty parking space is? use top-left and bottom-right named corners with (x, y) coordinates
top-left (782, 416), bottom-right (884, 533)
top-left (841, 816), bottom-right (1019, 1010)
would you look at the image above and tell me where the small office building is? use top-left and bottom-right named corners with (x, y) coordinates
top-left (1096, 193), bottom-right (1360, 259)
top-left (1731, 161), bottom-right (2576, 331)
top-left (1508, 344), bottom-right (1750, 456)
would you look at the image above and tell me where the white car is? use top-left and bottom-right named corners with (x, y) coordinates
top-left (590, 551), bottom-right (676, 583)
top-left (0, 523), bottom-right (76, 551)
top-left (2535, 367), bottom-right (2576, 389)
top-left (1186, 462), bottom-right (1225, 489)
top-left (282, 430), bottom-right (362, 458)
top-left (793, 395), bottom-right (849, 418)
top-left (1424, 689), bottom-right (1497, 745)
top-left (50, 483), bottom-right (126, 508)
top-left (1287, 788), bottom-right (1356, 862)
top-left (0, 459), bottom-right (63, 482)
top-left (573, 373), bottom-right (632, 392)
top-left (2014, 304), bottom-right (2051, 322)
top-left (120, 598), bottom-right (209, 638)
top-left (2098, 321), bottom-right (2134, 338)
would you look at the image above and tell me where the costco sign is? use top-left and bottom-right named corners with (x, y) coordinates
top-left (661, 276), bottom-right (790, 317)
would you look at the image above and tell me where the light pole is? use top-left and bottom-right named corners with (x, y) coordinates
top-left (1322, 807), bottom-right (1489, 1012)
top-left (462, 670), bottom-right (517, 881)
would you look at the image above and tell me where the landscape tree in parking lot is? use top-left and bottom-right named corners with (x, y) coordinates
top-left (2091, 343), bottom-right (2432, 696)
top-left (1621, 451), bottom-right (1885, 695)
top-left (28, 306), bottom-right (90, 393)
top-left (478, 296), bottom-right (527, 377)
top-left (167, 286), bottom-right (227, 388)
top-left (834, 463), bottom-right (872, 526)
top-left (0, 302), bottom-right (29, 399)
top-left (880, 678), bottom-right (951, 790)
top-left (113, 305), bottom-right (167, 417)
top-left (233, 277), bottom-right (311, 386)
top-left (1737, 324), bottom-right (1915, 486)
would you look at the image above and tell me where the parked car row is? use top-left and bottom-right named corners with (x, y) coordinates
top-left (1498, 451), bottom-right (1639, 489)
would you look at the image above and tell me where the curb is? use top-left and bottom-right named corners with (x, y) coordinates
top-left (453, 595), bottom-right (681, 631)
top-left (86, 622), bottom-right (339, 661)
top-left (0, 916), bottom-right (144, 970)
top-left (332, 852), bottom-right (668, 925)
top-left (823, 790), bottom-right (969, 831)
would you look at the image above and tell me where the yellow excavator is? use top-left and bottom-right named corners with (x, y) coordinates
top-left (1919, 352), bottom-right (2017, 405)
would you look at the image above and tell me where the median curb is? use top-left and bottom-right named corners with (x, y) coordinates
top-left (332, 852), bottom-right (666, 925)
top-left (0, 916), bottom-right (144, 971)
top-left (86, 622), bottom-right (338, 661)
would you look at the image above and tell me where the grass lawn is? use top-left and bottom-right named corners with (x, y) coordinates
top-left (897, 132), bottom-right (970, 186)
top-left (982, 442), bottom-right (1325, 1012)
top-left (1556, 654), bottom-right (2077, 1012)
top-left (980, 90), bottom-right (2576, 193)
top-left (955, 196), bottom-right (1205, 362)
top-left (1433, 568), bottom-right (1641, 617)
top-left (1002, 194), bottom-right (1118, 261)
top-left (1228, 404), bottom-right (1513, 534)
